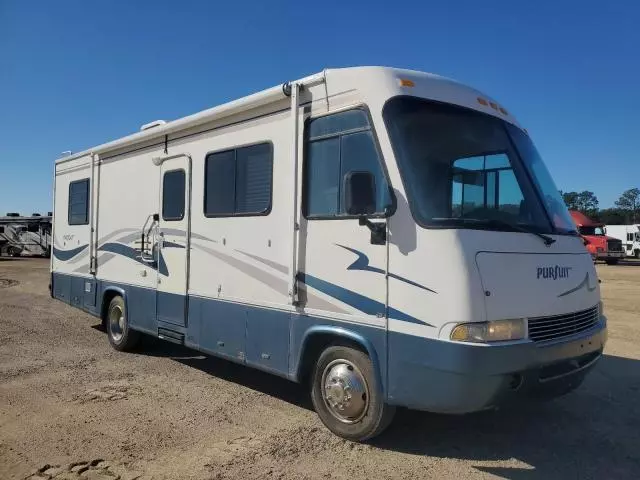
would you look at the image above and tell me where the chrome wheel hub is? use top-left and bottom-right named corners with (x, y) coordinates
top-left (322, 359), bottom-right (369, 424)
top-left (109, 305), bottom-right (125, 342)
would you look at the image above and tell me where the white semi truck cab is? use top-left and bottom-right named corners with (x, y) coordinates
top-left (605, 224), bottom-right (640, 258)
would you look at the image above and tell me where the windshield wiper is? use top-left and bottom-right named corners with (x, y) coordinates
top-left (483, 219), bottom-right (556, 246)
top-left (433, 217), bottom-right (556, 246)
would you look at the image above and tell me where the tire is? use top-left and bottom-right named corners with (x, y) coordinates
top-left (635, 249), bottom-right (640, 260)
top-left (106, 295), bottom-right (140, 351)
top-left (311, 345), bottom-right (395, 441)
top-left (605, 259), bottom-right (619, 265)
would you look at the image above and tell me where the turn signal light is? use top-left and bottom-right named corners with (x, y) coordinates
top-left (399, 79), bottom-right (415, 87)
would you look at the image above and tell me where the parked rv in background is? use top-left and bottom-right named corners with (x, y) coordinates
top-left (570, 210), bottom-right (624, 264)
top-left (0, 213), bottom-right (52, 257)
top-left (605, 224), bottom-right (640, 259)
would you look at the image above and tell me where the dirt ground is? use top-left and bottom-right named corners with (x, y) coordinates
top-left (1, 258), bottom-right (639, 480)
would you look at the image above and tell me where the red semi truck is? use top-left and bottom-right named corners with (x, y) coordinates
top-left (570, 210), bottom-right (624, 264)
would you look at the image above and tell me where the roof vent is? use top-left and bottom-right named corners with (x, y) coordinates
top-left (140, 120), bottom-right (167, 131)
top-left (60, 151), bottom-right (72, 157)
top-left (6, 213), bottom-right (20, 217)
top-left (32, 213), bottom-right (41, 216)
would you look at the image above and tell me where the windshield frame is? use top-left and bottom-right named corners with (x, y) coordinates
top-left (382, 95), bottom-right (577, 236)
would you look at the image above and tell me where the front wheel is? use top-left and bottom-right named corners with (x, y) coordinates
top-left (311, 345), bottom-right (395, 441)
top-left (634, 249), bottom-right (640, 259)
top-left (106, 295), bottom-right (140, 351)
top-left (605, 259), bottom-right (619, 265)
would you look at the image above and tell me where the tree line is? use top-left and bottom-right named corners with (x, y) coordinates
top-left (559, 188), bottom-right (640, 224)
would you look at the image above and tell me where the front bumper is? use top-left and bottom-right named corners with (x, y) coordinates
top-left (387, 317), bottom-right (607, 413)
top-left (596, 251), bottom-right (624, 259)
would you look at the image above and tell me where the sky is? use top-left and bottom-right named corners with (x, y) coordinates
top-left (1, 0), bottom-right (639, 214)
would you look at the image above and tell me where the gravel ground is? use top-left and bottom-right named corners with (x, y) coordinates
top-left (1, 258), bottom-right (639, 480)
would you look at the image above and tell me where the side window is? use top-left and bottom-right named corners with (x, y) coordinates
top-left (162, 170), bottom-right (186, 221)
top-left (68, 179), bottom-right (90, 225)
top-left (303, 109), bottom-right (391, 218)
top-left (0, 226), bottom-right (4, 233)
top-left (204, 143), bottom-right (272, 217)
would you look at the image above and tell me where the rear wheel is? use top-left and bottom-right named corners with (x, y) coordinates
top-left (605, 258), bottom-right (619, 265)
top-left (311, 345), bottom-right (395, 441)
top-left (106, 296), bottom-right (140, 351)
top-left (635, 249), bottom-right (640, 259)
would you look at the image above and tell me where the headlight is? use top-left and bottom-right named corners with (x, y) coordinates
top-left (450, 319), bottom-right (527, 343)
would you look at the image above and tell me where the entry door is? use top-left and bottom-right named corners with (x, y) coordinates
top-left (157, 156), bottom-right (191, 327)
top-left (299, 108), bottom-right (391, 325)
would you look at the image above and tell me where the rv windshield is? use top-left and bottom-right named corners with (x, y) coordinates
top-left (383, 97), bottom-right (577, 235)
top-left (579, 226), bottom-right (605, 236)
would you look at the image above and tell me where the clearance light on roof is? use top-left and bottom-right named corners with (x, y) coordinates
top-left (477, 97), bottom-right (510, 116)
top-left (399, 79), bottom-right (415, 87)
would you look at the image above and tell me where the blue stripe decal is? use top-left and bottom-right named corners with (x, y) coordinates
top-left (163, 241), bottom-right (185, 249)
top-left (99, 242), bottom-right (169, 276)
top-left (298, 272), bottom-right (432, 326)
top-left (336, 244), bottom-right (437, 294)
top-left (53, 244), bottom-right (88, 261)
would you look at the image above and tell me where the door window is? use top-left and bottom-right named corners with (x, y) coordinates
top-left (162, 169), bottom-right (186, 221)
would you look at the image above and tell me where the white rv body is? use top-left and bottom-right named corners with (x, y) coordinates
top-left (605, 224), bottom-right (640, 258)
top-left (51, 67), bottom-right (606, 435)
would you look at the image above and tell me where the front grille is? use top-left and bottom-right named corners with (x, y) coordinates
top-left (528, 305), bottom-right (599, 343)
top-left (607, 239), bottom-right (623, 252)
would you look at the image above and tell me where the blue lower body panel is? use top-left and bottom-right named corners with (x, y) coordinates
top-left (157, 291), bottom-right (186, 327)
top-left (51, 271), bottom-right (605, 414)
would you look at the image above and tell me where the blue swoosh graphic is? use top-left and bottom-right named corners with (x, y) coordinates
top-left (336, 244), bottom-right (437, 294)
top-left (162, 241), bottom-right (185, 249)
top-left (298, 272), bottom-right (432, 326)
top-left (99, 242), bottom-right (169, 276)
top-left (53, 244), bottom-right (88, 261)
top-left (558, 272), bottom-right (597, 297)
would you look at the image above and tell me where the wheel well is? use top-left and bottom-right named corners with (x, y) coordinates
top-left (100, 290), bottom-right (121, 324)
top-left (297, 333), bottom-right (368, 386)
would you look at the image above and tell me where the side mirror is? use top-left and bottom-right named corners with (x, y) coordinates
top-left (344, 171), bottom-right (376, 216)
top-left (153, 213), bottom-right (160, 222)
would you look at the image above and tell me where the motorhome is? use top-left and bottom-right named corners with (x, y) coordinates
top-left (605, 224), bottom-right (640, 259)
top-left (51, 67), bottom-right (606, 440)
top-left (0, 214), bottom-right (52, 257)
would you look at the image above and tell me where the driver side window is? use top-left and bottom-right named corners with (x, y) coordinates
top-left (451, 153), bottom-right (525, 219)
top-left (303, 109), bottom-right (391, 218)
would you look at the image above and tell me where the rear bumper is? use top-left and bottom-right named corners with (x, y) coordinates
top-left (387, 317), bottom-right (607, 413)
